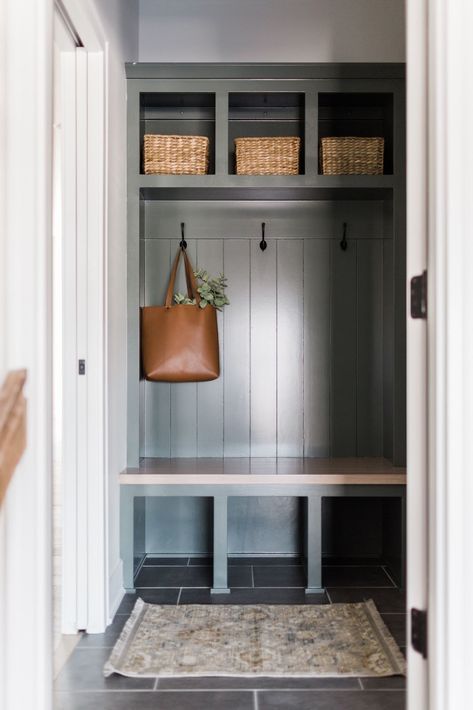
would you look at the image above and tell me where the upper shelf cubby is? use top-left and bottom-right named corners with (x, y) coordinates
top-left (228, 93), bottom-right (305, 175)
top-left (318, 93), bottom-right (394, 175)
top-left (140, 93), bottom-right (216, 174)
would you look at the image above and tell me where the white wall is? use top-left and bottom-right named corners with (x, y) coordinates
top-left (1, 0), bottom-right (54, 707)
top-left (90, 0), bottom-right (138, 616)
top-left (94, 0), bottom-right (138, 61)
top-left (139, 0), bottom-right (405, 63)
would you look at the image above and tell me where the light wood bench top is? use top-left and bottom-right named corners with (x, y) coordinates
top-left (120, 457), bottom-right (406, 486)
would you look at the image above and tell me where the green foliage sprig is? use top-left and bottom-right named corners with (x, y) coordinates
top-left (174, 269), bottom-right (230, 311)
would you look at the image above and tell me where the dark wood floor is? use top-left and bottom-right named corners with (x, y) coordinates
top-left (55, 556), bottom-right (406, 710)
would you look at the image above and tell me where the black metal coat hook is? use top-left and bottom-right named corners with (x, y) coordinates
top-left (260, 222), bottom-right (267, 251)
top-left (340, 222), bottom-right (348, 251)
top-left (180, 222), bottom-right (187, 250)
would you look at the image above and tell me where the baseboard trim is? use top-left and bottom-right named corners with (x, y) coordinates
top-left (108, 559), bottom-right (125, 623)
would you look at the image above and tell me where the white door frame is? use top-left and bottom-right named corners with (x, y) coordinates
top-left (427, 1), bottom-right (473, 708)
top-left (406, 0), bottom-right (429, 708)
top-left (408, 1), bottom-right (473, 709)
top-left (57, 0), bottom-right (109, 634)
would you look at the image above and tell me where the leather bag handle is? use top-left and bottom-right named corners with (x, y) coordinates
top-left (165, 248), bottom-right (200, 307)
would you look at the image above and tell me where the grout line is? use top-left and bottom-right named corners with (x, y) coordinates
top-left (382, 565), bottom-right (398, 588)
top-left (322, 562), bottom-right (385, 571)
top-left (358, 677), bottom-right (364, 690)
top-left (56, 688), bottom-right (405, 694)
top-left (319, 585), bottom-right (395, 589)
top-left (133, 584), bottom-right (394, 592)
top-left (254, 689), bottom-right (259, 710)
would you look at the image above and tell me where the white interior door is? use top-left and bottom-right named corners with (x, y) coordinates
top-left (53, 0), bottom-right (108, 637)
top-left (53, 5), bottom-right (80, 644)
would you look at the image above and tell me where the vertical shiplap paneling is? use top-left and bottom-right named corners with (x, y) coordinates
top-left (383, 238), bottom-right (394, 459)
top-left (139, 238), bottom-right (146, 456)
top-left (277, 240), bottom-right (304, 456)
top-left (144, 239), bottom-right (171, 457)
top-left (331, 240), bottom-right (358, 456)
top-left (143, 228), bottom-right (387, 459)
top-left (170, 239), bottom-right (198, 456)
top-left (357, 239), bottom-right (384, 455)
top-left (196, 239), bottom-right (224, 456)
top-left (223, 239), bottom-right (250, 456)
top-left (303, 239), bottom-right (331, 456)
top-left (250, 239), bottom-right (277, 456)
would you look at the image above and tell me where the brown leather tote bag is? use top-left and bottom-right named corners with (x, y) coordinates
top-left (141, 248), bottom-right (220, 382)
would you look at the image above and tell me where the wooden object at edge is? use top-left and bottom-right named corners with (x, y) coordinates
top-left (0, 370), bottom-right (27, 507)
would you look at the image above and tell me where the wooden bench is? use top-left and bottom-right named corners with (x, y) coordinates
top-left (120, 457), bottom-right (406, 595)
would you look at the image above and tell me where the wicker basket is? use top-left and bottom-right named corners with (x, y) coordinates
top-left (320, 137), bottom-right (384, 175)
top-left (235, 137), bottom-right (300, 175)
top-left (143, 134), bottom-right (209, 175)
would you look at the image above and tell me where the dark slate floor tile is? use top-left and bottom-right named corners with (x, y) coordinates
top-left (322, 557), bottom-right (384, 567)
top-left (117, 589), bottom-right (179, 613)
top-left (77, 614), bottom-right (128, 648)
top-left (144, 557), bottom-right (190, 566)
top-left (179, 587), bottom-right (328, 605)
top-left (381, 614), bottom-right (407, 646)
top-left (134, 565), bottom-right (252, 588)
top-left (229, 557), bottom-right (304, 566)
top-left (323, 566), bottom-right (394, 588)
top-left (55, 690), bottom-right (254, 710)
top-left (253, 565), bottom-right (307, 588)
top-left (361, 676), bottom-right (406, 690)
top-left (188, 556), bottom-right (304, 567)
top-left (135, 565), bottom-right (212, 587)
top-left (158, 676), bottom-right (359, 690)
top-left (326, 587), bottom-right (406, 612)
top-left (55, 648), bottom-right (154, 691)
top-left (187, 557), bottom-right (213, 566)
top-left (258, 690), bottom-right (405, 710)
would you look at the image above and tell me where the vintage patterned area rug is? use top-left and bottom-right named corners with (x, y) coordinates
top-left (104, 599), bottom-right (406, 678)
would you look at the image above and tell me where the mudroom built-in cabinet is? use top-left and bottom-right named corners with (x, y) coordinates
top-left (123, 63), bottom-right (406, 587)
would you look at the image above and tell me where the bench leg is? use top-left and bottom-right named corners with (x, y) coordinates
top-left (121, 487), bottom-right (136, 592)
top-left (306, 495), bottom-right (325, 594)
top-left (211, 495), bottom-right (230, 594)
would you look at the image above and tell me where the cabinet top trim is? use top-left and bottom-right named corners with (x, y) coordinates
top-left (125, 63), bottom-right (406, 81)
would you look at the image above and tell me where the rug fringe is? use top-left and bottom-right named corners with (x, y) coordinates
top-left (103, 598), bottom-right (147, 677)
top-left (363, 599), bottom-right (407, 675)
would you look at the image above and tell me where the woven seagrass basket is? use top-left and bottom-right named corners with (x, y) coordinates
top-left (320, 137), bottom-right (384, 175)
top-left (235, 137), bottom-right (300, 175)
top-left (143, 134), bottom-right (209, 175)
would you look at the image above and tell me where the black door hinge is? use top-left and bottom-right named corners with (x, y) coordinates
top-left (411, 270), bottom-right (428, 319)
top-left (78, 359), bottom-right (86, 375)
top-left (411, 608), bottom-right (428, 658)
